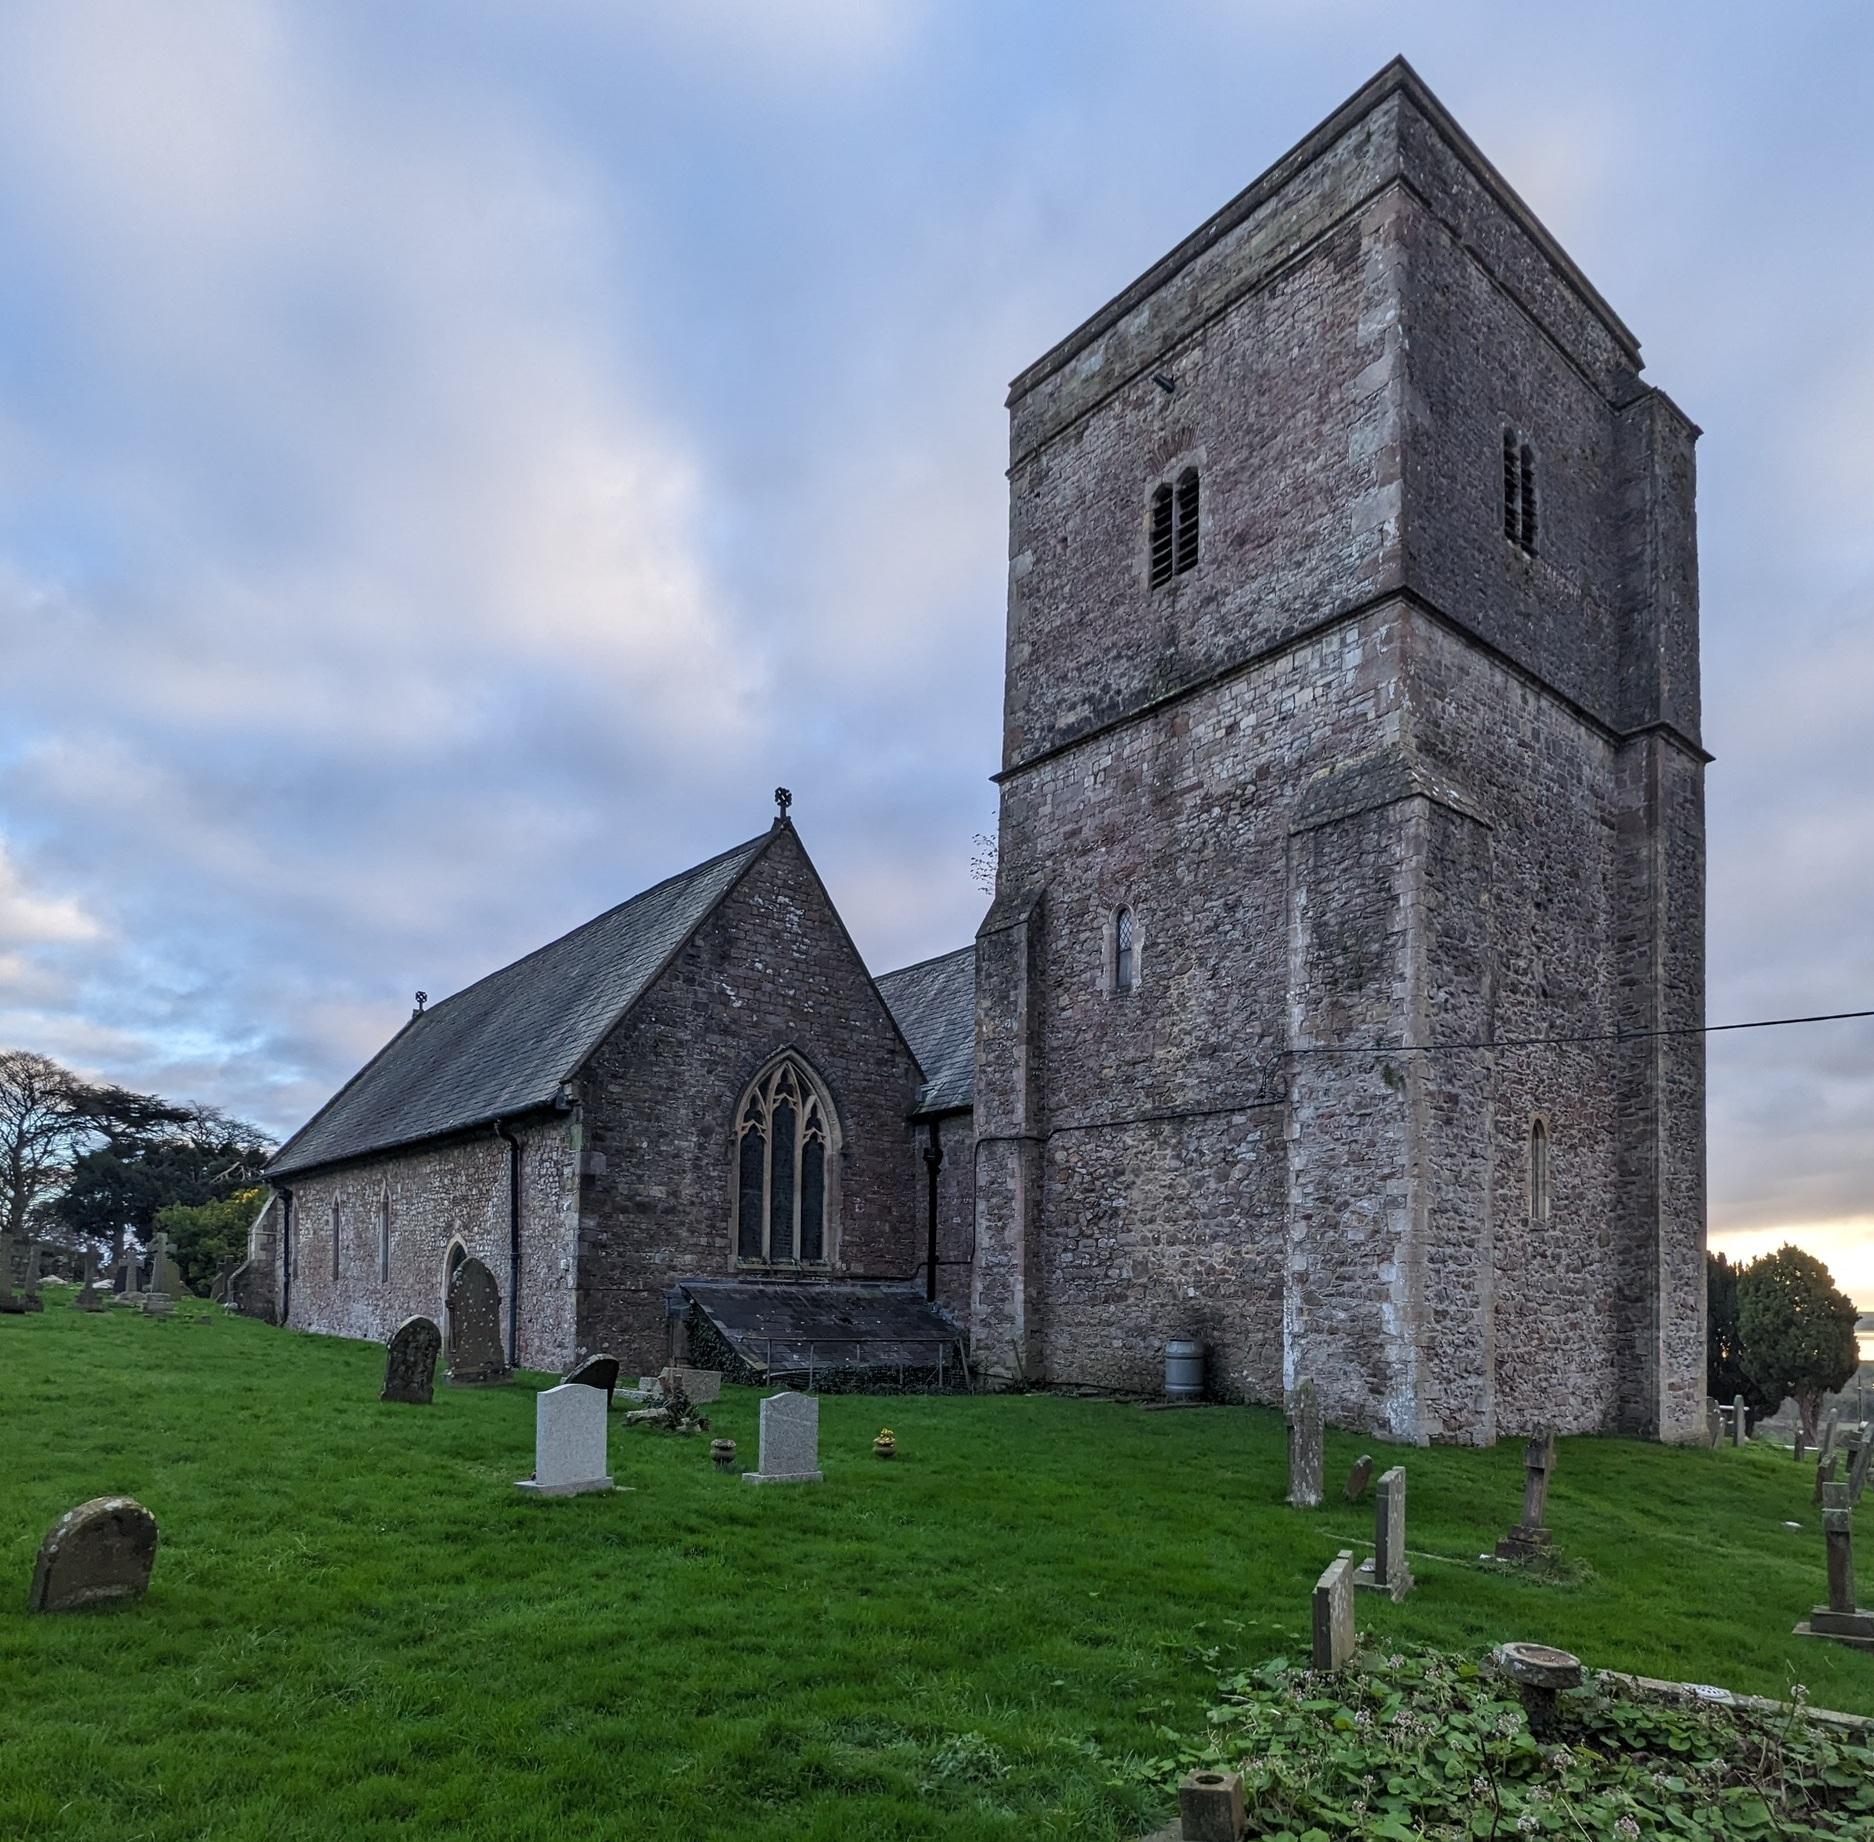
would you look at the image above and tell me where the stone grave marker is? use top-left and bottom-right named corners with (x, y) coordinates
top-left (743, 1390), bottom-right (823, 1486)
top-left (112, 1246), bottom-right (141, 1302)
top-left (29, 1496), bottom-right (159, 1612)
top-left (1817, 1411), bottom-right (1842, 1471)
top-left (150, 1232), bottom-right (185, 1299)
top-left (382, 1316), bottom-right (443, 1404)
top-left (445, 1256), bottom-right (510, 1386)
top-left (1344, 1454), bottom-right (1373, 1501)
top-left (140, 1289), bottom-right (174, 1318)
top-left (1814, 1454), bottom-right (1840, 1506)
top-left (562, 1354), bottom-right (621, 1406)
top-left (515, 1383), bottom-right (614, 1497)
top-left (1177, 1769), bottom-right (1245, 1842)
top-left (1704, 1396), bottom-right (1720, 1446)
top-left (1495, 1428), bottom-right (1556, 1561)
top-left (1793, 1480), bottom-right (1874, 1650)
top-left (660, 1363), bottom-right (723, 1406)
top-left (1285, 1378), bottom-right (1323, 1509)
top-left (73, 1249), bottom-right (102, 1311)
top-left (208, 1258), bottom-right (237, 1306)
top-left (1795, 1429), bottom-right (1808, 1463)
top-left (1311, 1548), bottom-right (1356, 1671)
top-left (1850, 1433), bottom-right (1874, 1507)
top-left (0, 1235), bottom-right (44, 1313)
top-left (1731, 1393), bottom-right (1747, 1447)
top-left (1355, 1465), bottom-right (1414, 1601)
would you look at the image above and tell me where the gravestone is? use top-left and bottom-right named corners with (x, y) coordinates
top-left (382, 1316), bottom-right (443, 1404)
top-left (1344, 1454), bottom-right (1374, 1502)
top-left (1795, 1430), bottom-right (1808, 1463)
top-left (1177, 1769), bottom-right (1245, 1842)
top-left (29, 1496), bottom-right (159, 1612)
top-left (1731, 1393), bottom-right (1748, 1447)
top-left (0, 1235), bottom-right (43, 1313)
top-left (1817, 1411), bottom-right (1842, 1472)
top-left (112, 1247), bottom-right (141, 1301)
top-left (1495, 1428), bottom-right (1556, 1561)
top-left (1850, 1433), bottom-right (1874, 1508)
top-left (208, 1258), bottom-right (237, 1306)
top-left (742, 1390), bottom-right (822, 1486)
top-left (1285, 1378), bottom-right (1323, 1509)
top-left (1311, 1549), bottom-right (1356, 1671)
top-left (148, 1232), bottom-right (185, 1299)
top-left (660, 1363), bottom-right (723, 1406)
top-left (1814, 1454), bottom-right (1840, 1506)
top-left (445, 1256), bottom-right (510, 1386)
top-left (73, 1249), bottom-right (102, 1311)
top-left (562, 1354), bottom-right (621, 1406)
top-left (1704, 1396), bottom-right (1720, 1446)
top-left (1355, 1465), bottom-right (1414, 1600)
top-left (515, 1383), bottom-right (613, 1496)
top-left (140, 1291), bottom-right (174, 1318)
top-left (1793, 1481), bottom-right (1874, 1650)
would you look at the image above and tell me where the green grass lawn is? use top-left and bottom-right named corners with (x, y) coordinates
top-left (2, 1299), bottom-right (1864, 1841)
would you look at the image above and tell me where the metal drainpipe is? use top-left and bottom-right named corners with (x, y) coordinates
top-left (922, 1119), bottom-right (943, 1304)
top-left (277, 1184), bottom-right (294, 1327)
top-left (494, 1120), bottom-right (521, 1366)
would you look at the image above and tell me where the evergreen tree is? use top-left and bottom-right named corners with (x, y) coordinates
top-left (1736, 1243), bottom-right (1859, 1441)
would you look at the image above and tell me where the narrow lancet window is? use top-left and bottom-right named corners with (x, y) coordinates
top-left (377, 1188), bottom-right (391, 1283)
top-left (1503, 428), bottom-right (1537, 556)
top-left (1530, 1119), bottom-right (1550, 1223)
top-left (1114, 906), bottom-right (1136, 993)
top-left (330, 1200), bottom-right (341, 1281)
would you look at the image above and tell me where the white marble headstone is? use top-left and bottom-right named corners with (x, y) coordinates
top-left (743, 1390), bottom-right (822, 1486)
top-left (515, 1383), bottom-right (613, 1497)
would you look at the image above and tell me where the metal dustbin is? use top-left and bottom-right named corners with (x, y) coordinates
top-left (1164, 1337), bottom-right (1206, 1401)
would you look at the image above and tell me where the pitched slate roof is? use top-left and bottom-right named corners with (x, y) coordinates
top-left (269, 831), bottom-right (773, 1178)
top-left (876, 943), bottom-right (975, 1115)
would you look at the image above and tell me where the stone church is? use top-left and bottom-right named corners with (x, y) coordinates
top-left (241, 59), bottom-right (1708, 1444)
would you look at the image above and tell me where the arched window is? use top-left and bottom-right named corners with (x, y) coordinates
top-left (1113, 905), bottom-right (1137, 993)
top-left (734, 1055), bottom-right (836, 1266)
top-left (377, 1186), bottom-right (391, 1283)
top-left (1529, 1119), bottom-right (1550, 1223)
top-left (330, 1199), bottom-right (341, 1282)
top-left (1503, 428), bottom-right (1537, 555)
top-left (1174, 467), bottom-right (1200, 574)
top-left (1149, 484), bottom-right (1175, 587)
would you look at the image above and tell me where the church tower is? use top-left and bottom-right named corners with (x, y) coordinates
top-left (971, 59), bottom-right (1706, 1443)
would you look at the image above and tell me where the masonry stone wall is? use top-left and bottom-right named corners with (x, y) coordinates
top-left (923, 1109), bottom-right (976, 1328)
top-left (574, 825), bottom-right (928, 1375)
top-left (275, 1115), bottom-right (579, 1369)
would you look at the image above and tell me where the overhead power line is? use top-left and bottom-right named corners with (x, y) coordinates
top-left (1284, 1006), bottom-right (1874, 1060)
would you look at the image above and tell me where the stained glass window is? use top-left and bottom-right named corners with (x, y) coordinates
top-left (733, 1056), bottom-right (834, 1265)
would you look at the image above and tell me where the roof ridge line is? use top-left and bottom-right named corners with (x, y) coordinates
top-left (876, 941), bottom-right (977, 982)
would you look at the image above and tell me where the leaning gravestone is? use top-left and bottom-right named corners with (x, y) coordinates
top-left (562, 1354), bottom-right (621, 1406)
top-left (1731, 1393), bottom-right (1748, 1448)
top-left (1311, 1548), bottom-right (1356, 1671)
top-left (445, 1256), bottom-right (510, 1387)
top-left (743, 1390), bottom-right (823, 1486)
top-left (1344, 1454), bottom-right (1374, 1502)
top-left (73, 1249), bottom-right (102, 1311)
top-left (1850, 1433), bottom-right (1874, 1508)
top-left (29, 1496), bottom-right (159, 1612)
top-left (1496, 1428), bottom-right (1557, 1562)
top-left (1355, 1465), bottom-right (1414, 1601)
top-left (382, 1316), bottom-right (443, 1404)
top-left (515, 1383), bottom-right (614, 1496)
top-left (1285, 1378), bottom-right (1323, 1509)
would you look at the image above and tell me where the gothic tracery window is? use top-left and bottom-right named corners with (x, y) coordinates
top-left (735, 1056), bottom-right (834, 1266)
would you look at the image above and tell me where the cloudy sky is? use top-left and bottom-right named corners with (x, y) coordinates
top-left (1, 1), bottom-right (1870, 1300)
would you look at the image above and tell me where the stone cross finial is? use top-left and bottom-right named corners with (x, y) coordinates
top-left (774, 786), bottom-right (793, 823)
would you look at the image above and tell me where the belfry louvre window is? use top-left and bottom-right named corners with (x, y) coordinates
top-left (1503, 428), bottom-right (1537, 555)
top-left (734, 1056), bottom-right (834, 1265)
top-left (1148, 470), bottom-right (1200, 587)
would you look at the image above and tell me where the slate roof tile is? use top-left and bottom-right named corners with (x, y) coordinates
top-left (875, 943), bottom-right (975, 1116)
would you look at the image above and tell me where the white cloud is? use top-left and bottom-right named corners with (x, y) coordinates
top-left (0, 839), bottom-right (103, 951)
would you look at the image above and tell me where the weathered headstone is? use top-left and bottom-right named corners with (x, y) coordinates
top-left (742, 1390), bottom-right (822, 1485)
top-left (1311, 1548), bottom-right (1356, 1671)
top-left (515, 1383), bottom-right (613, 1496)
top-left (445, 1256), bottom-right (510, 1386)
top-left (1344, 1453), bottom-right (1374, 1502)
top-left (381, 1316), bottom-right (443, 1404)
top-left (1704, 1396), bottom-right (1720, 1446)
top-left (73, 1249), bottom-right (101, 1310)
top-left (1795, 1430), bottom-right (1808, 1463)
top-left (112, 1246), bottom-right (141, 1300)
top-left (140, 1291), bottom-right (174, 1318)
top-left (0, 1235), bottom-right (43, 1313)
top-left (1793, 1481), bottom-right (1874, 1650)
top-left (660, 1363), bottom-right (723, 1406)
top-left (1850, 1433), bottom-right (1874, 1508)
top-left (1495, 1428), bottom-right (1556, 1561)
top-left (1814, 1453), bottom-right (1840, 1506)
top-left (562, 1354), bottom-right (621, 1406)
top-left (1731, 1393), bottom-right (1748, 1448)
top-left (1285, 1378), bottom-right (1323, 1509)
top-left (147, 1232), bottom-right (184, 1299)
top-left (1355, 1465), bottom-right (1414, 1600)
top-left (29, 1496), bottom-right (159, 1612)
top-left (208, 1258), bottom-right (237, 1306)
top-left (1818, 1411), bottom-right (1842, 1470)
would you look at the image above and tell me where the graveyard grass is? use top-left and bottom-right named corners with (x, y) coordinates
top-left (3, 1304), bottom-right (1868, 1842)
